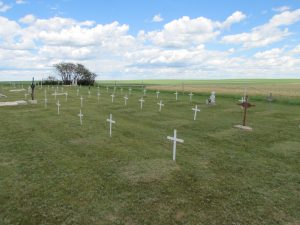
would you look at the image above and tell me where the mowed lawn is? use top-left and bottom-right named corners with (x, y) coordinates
top-left (0, 83), bottom-right (300, 225)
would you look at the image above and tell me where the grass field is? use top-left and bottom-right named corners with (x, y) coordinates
top-left (0, 81), bottom-right (300, 224)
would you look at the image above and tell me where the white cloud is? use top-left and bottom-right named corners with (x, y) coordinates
top-left (0, 1), bottom-right (11, 12)
top-left (222, 8), bottom-right (300, 48)
top-left (273, 6), bottom-right (290, 12)
top-left (19, 14), bottom-right (36, 24)
top-left (16, 0), bottom-right (26, 4)
top-left (152, 14), bottom-right (163, 22)
top-left (221, 11), bottom-right (246, 29)
top-left (0, 11), bottom-right (299, 81)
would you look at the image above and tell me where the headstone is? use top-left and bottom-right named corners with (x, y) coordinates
top-left (124, 95), bottom-right (128, 105)
top-left (157, 100), bottom-right (164, 112)
top-left (167, 129), bottom-right (184, 161)
top-left (192, 105), bottom-right (201, 120)
top-left (78, 109), bottom-right (83, 125)
top-left (106, 114), bottom-right (115, 137)
top-left (139, 97), bottom-right (145, 109)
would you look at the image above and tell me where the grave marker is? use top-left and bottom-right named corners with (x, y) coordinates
top-left (78, 109), bottom-right (83, 125)
top-left (167, 129), bottom-right (184, 161)
top-left (174, 91), bottom-right (178, 101)
top-left (106, 114), bottom-right (115, 137)
top-left (139, 97), bottom-right (145, 109)
top-left (192, 105), bottom-right (200, 120)
top-left (156, 90), bottom-right (160, 99)
top-left (124, 95), bottom-right (128, 105)
top-left (235, 95), bottom-right (255, 130)
top-left (111, 94), bottom-right (115, 103)
top-left (80, 96), bottom-right (84, 107)
top-left (188, 92), bottom-right (194, 102)
top-left (158, 100), bottom-right (164, 112)
top-left (56, 100), bottom-right (61, 115)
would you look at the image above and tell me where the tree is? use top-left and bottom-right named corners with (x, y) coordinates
top-left (53, 62), bottom-right (97, 85)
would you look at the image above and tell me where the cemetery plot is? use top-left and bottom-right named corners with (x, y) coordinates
top-left (0, 83), bottom-right (299, 225)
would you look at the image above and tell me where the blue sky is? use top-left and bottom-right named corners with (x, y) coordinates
top-left (0, 0), bottom-right (300, 80)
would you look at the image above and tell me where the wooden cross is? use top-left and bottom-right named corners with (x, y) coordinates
top-left (237, 95), bottom-right (255, 126)
top-left (124, 95), bottom-right (128, 105)
top-left (192, 105), bottom-right (201, 121)
top-left (139, 97), bottom-right (145, 109)
top-left (106, 114), bottom-right (115, 137)
top-left (188, 92), bottom-right (194, 102)
top-left (167, 129), bottom-right (184, 161)
top-left (157, 100), bottom-right (164, 112)
top-left (78, 109), bottom-right (83, 125)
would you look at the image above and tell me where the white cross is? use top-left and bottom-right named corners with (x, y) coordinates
top-left (156, 90), bottom-right (160, 99)
top-left (129, 88), bottom-right (132, 95)
top-left (124, 95), bottom-right (128, 105)
top-left (77, 89), bottom-right (79, 96)
top-left (121, 88), bottom-right (123, 94)
top-left (174, 91), bottom-right (178, 101)
top-left (167, 129), bottom-right (184, 161)
top-left (106, 86), bottom-right (109, 92)
top-left (157, 100), bottom-right (164, 112)
top-left (24, 93), bottom-right (28, 100)
top-left (97, 92), bottom-right (101, 103)
top-left (88, 90), bottom-right (91, 98)
top-left (111, 94), bottom-right (115, 103)
top-left (143, 89), bottom-right (146, 96)
top-left (56, 100), bottom-right (61, 115)
top-left (78, 109), bottom-right (83, 125)
top-left (65, 92), bottom-right (68, 101)
top-left (188, 92), bottom-right (194, 102)
top-left (61, 86), bottom-right (64, 92)
top-left (54, 90), bottom-right (57, 100)
top-left (80, 96), bottom-right (84, 107)
top-left (106, 114), bottom-right (115, 137)
top-left (44, 90), bottom-right (47, 108)
top-left (192, 105), bottom-right (201, 120)
top-left (139, 97), bottom-right (145, 109)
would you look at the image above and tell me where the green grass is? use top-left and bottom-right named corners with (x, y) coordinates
top-left (0, 84), bottom-right (300, 224)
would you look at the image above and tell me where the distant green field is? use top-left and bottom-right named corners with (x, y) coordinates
top-left (0, 84), bottom-right (299, 224)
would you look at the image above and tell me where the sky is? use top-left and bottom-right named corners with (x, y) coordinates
top-left (0, 0), bottom-right (300, 81)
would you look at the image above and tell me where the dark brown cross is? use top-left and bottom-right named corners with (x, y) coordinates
top-left (237, 95), bottom-right (255, 126)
